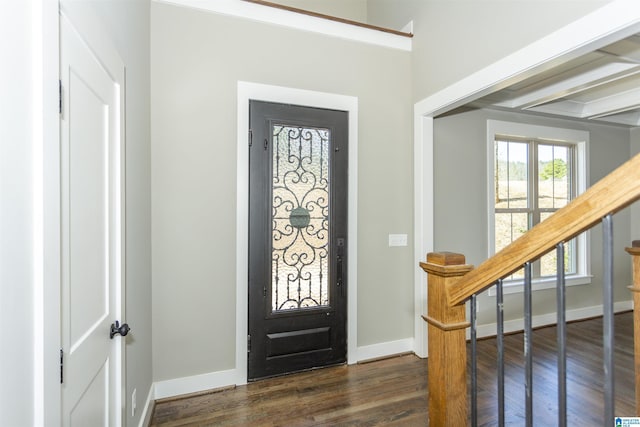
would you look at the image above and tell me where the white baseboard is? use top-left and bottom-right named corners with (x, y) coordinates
top-left (473, 300), bottom-right (633, 339)
top-left (147, 301), bottom-right (633, 403)
top-left (356, 338), bottom-right (414, 362)
top-left (153, 368), bottom-right (238, 400)
top-left (138, 383), bottom-right (155, 427)
top-left (149, 338), bottom-right (416, 401)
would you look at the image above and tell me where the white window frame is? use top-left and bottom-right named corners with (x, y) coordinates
top-left (487, 120), bottom-right (592, 295)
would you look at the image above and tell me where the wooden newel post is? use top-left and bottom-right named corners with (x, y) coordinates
top-left (420, 252), bottom-right (474, 426)
top-left (626, 240), bottom-right (640, 415)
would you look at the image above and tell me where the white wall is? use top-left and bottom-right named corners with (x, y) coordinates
top-left (434, 109), bottom-right (632, 328)
top-left (151, 2), bottom-right (413, 383)
top-left (0, 2), bottom-right (36, 424)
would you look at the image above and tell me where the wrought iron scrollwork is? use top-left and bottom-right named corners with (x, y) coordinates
top-left (272, 125), bottom-right (330, 311)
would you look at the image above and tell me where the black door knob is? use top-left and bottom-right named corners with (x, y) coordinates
top-left (110, 320), bottom-right (131, 339)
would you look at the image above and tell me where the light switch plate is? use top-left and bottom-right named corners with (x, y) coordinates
top-left (388, 234), bottom-right (408, 247)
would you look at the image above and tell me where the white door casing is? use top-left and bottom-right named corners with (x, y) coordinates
top-left (236, 82), bottom-right (358, 385)
top-left (60, 12), bottom-right (125, 426)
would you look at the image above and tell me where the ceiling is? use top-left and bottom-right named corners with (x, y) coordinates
top-left (471, 33), bottom-right (640, 127)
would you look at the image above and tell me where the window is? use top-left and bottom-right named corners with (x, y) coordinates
top-left (487, 121), bottom-right (590, 292)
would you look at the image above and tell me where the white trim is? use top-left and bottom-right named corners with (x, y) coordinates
top-left (149, 294), bottom-right (630, 400)
top-left (32, 0), bottom-right (45, 423)
top-left (485, 120), bottom-right (591, 290)
top-left (41, 0), bottom-right (61, 425)
top-left (357, 338), bottom-right (414, 362)
top-left (488, 275), bottom-right (593, 297)
top-left (413, 0), bottom-right (640, 356)
top-left (154, 369), bottom-right (237, 400)
top-left (137, 384), bottom-right (155, 427)
top-left (153, 0), bottom-right (411, 51)
top-left (414, 0), bottom-right (640, 117)
top-left (472, 300), bottom-right (633, 339)
top-left (412, 115), bottom-right (432, 359)
top-left (149, 337), bottom-right (413, 401)
top-left (236, 81), bottom-right (359, 385)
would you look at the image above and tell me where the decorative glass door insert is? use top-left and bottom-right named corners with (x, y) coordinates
top-left (272, 125), bottom-right (330, 312)
top-left (248, 100), bottom-right (347, 380)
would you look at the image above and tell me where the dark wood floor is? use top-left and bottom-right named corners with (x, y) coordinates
top-left (150, 312), bottom-right (636, 426)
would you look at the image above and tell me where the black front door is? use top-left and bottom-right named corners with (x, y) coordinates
top-left (248, 100), bottom-right (348, 381)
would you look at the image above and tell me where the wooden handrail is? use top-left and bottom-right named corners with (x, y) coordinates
top-left (447, 152), bottom-right (640, 307)
top-left (241, 0), bottom-right (413, 37)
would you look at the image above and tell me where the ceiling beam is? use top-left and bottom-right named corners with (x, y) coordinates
top-left (583, 86), bottom-right (640, 118)
top-left (497, 61), bottom-right (640, 110)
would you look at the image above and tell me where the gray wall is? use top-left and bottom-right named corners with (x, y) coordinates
top-left (62, 1), bottom-right (153, 425)
top-left (434, 109), bottom-right (632, 326)
top-left (151, 3), bottom-right (414, 382)
top-left (367, 0), bottom-right (614, 101)
top-left (367, 0), bottom-right (416, 31)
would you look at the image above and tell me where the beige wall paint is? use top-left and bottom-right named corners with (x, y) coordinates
top-left (434, 109), bottom-right (632, 326)
top-left (151, 3), bottom-right (413, 382)
top-left (367, 0), bottom-right (414, 31)
top-left (367, 0), bottom-right (614, 102)
top-left (273, 0), bottom-right (368, 22)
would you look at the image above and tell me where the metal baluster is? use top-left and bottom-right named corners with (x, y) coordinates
top-left (603, 214), bottom-right (614, 425)
top-left (497, 279), bottom-right (505, 427)
top-left (524, 263), bottom-right (533, 427)
top-left (471, 294), bottom-right (478, 427)
top-left (556, 243), bottom-right (567, 427)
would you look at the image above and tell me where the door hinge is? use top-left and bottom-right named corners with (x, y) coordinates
top-left (248, 129), bottom-right (253, 147)
top-left (264, 139), bottom-right (268, 150)
top-left (60, 348), bottom-right (64, 384)
top-left (247, 335), bottom-right (251, 353)
top-left (263, 287), bottom-right (266, 297)
top-left (58, 80), bottom-right (63, 116)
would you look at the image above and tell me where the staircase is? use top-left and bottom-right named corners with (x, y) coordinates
top-left (421, 152), bottom-right (640, 426)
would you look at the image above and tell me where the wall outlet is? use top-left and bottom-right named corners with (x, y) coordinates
top-left (131, 388), bottom-right (137, 417)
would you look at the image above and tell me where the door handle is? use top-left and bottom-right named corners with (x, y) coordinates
top-left (337, 237), bottom-right (345, 296)
top-left (110, 320), bottom-right (131, 339)
top-left (337, 254), bottom-right (343, 289)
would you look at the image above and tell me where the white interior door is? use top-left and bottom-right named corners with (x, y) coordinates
top-left (60, 14), bottom-right (124, 426)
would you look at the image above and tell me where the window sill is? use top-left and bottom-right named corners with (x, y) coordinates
top-left (487, 274), bottom-right (593, 296)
